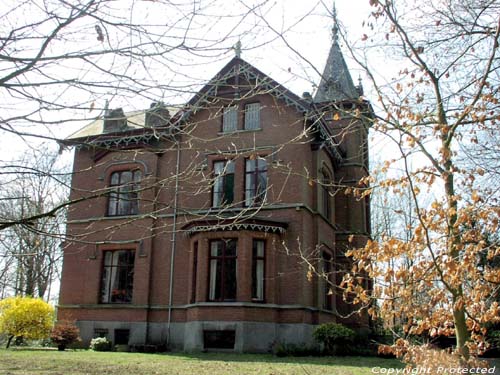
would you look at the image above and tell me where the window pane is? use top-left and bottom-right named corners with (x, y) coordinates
top-left (245, 159), bottom-right (267, 206)
top-left (107, 170), bottom-right (141, 216)
top-left (223, 174), bottom-right (234, 204)
top-left (246, 159), bottom-right (255, 172)
top-left (222, 106), bottom-right (237, 132)
top-left (213, 161), bottom-right (234, 207)
top-left (224, 258), bottom-right (237, 300)
top-left (225, 239), bottom-right (237, 257)
top-left (209, 259), bottom-right (221, 300)
top-left (103, 251), bottom-right (114, 266)
top-left (133, 170), bottom-right (142, 182)
top-left (244, 103), bottom-right (260, 130)
top-left (211, 241), bottom-right (222, 257)
top-left (110, 172), bottom-right (120, 185)
top-left (252, 240), bottom-right (265, 300)
top-left (101, 250), bottom-right (134, 304)
top-left (209, 240), bottom-right (237, 301)
top-left (256, 171), bottom-right (267, 198)
top-left (254, 240), bottom-right (264, 257)
top-left (120, 171), bottom-right (132, 184)
top-left (226, 160), bottom-right (235, 173)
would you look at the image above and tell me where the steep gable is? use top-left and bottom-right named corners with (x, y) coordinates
top-left (175, 57), bottom-right (309, 124)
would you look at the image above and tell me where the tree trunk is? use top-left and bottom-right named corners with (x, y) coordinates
top-left (453, 303), bottom-right (470, 359)
top-left (444, 160), bottom-right (470, 359)
top-left (6, 335), bottom-right (14, 349)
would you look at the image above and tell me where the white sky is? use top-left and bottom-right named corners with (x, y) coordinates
top-left (0, 0), bottom-right (389, 170)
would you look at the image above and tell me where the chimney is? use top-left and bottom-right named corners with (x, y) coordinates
top-left (145, 102), bottom-right (170, 128)
top-left (103, 108), bottom-right (127, 133)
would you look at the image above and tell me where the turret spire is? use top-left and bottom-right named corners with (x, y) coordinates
top-left (332, 2), bottom-right (339, 44)
top-left (313, 5), bottom-right (359, 103)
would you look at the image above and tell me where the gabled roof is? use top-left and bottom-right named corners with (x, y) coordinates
top-left (175, 57), bottom-right (310, 123)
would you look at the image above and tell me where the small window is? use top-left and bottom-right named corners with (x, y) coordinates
top-left (107, 170), bottom-right (141, 216)
top-left (321, 170), bottom-right (332, 220)
top-left (213, 160), bottom-right (235, 207)
top-left (114, 329), bottom-right (130, 345)
top-left (244, 103), bottom-right (260, 130)
top-left (245, 157), bottom-right (267, 206)
top-left (322, 252), bottom-right (333, 310)
top-left (190, 242), bottom-right (198, 304)
top-left (252, 240), bottom-right (265, 301)
top-left (222, 106), bottom-right (238, 132)
top-left (208, 239), bottom-right (237, 301)
top-left (203, 330), bottom-right (235, 349)
top-left (100, 250), bottom-right (135, 304)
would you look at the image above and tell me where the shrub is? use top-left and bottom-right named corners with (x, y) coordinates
top-left (312, 323), bottom-right (355, 355)
top-left (50, 321), bottom-right (80, 351)
top-left (90, 337), bottom-right (112, 352)
top-left (0, 296), bottom-right (54, 348)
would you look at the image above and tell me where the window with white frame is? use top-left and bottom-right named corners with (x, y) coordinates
top-left (244, 103), bottom-right (260, 130)
top-left (107, 170), bottom-right (141, 216)
top-left (213, 160), bottom-right (235, 207)
top-left (245, 157), bottom-right (267, 206)
top-left (209, 239), bottom-right (237, 301)
top-left (222, 106), bottom-right (238, 132)
top-left (100, 250), bottom-right (135, 304)
top-left (252, 240), bottom-right (265, 301)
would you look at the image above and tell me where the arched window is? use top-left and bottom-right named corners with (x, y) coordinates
top-left (107, 169), bottom-right (142, 216)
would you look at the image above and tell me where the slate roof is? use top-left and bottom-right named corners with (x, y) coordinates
top-left (314, 27), bottom-right (359, 103)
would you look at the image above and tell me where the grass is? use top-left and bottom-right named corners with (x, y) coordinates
top-left (0, 349), bottom-right (405, 375)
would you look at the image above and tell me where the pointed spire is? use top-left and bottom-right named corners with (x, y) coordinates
top-left (313, 4), bottom-right (359, 103)
top-left (332, 2), bottom-right (339, 44)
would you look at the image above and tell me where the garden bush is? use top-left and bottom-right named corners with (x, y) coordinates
top-left (90, 337), bottom-right (112, 352)
top-left (0, 296), bottom-right (54, 348)
top-left (50, 321), bottom-right (80, 351)
top-left (312, 323), bottom-right (355, 355)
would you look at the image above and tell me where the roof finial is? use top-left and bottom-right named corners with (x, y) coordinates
top-left (332, 2), bottom-right (339, 43)
top-left (234, 40), bottom-right (242, 58)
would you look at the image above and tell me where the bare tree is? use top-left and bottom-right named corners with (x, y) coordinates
top-left (0, 146), bottom-right (68, 300)
top-left (0, 0), bottom-right (275, 230)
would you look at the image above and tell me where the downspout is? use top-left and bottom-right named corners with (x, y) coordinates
top-left (166, 140), bottom-right (181, 348)
top-left (145, 151), bottom-right (162, 345)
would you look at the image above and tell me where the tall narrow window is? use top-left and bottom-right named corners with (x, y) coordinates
top-left (191, 242), bottom-right (198, 304)
top-left (209, 239), bottom-right (237, 301)
top-left (321, 170), bottom-right (332, 220)
top-left (222, 106), bottom-right (237, 132)
top-left (107, 170), bottom-right (141, 216)
top-left (244, 103), bottom-right (260, 130)
top-left (252, 240), bottom-right (265, 301)
top-left (213, 160), bottom-right (235, 207)
top-left (322, 252), bottom-right (333, 310)
top-left (101, 250), bottom-right (135, 304)
top-left (245, 158), bottom-right (267, 206)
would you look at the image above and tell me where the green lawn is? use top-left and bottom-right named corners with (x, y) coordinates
top-left (0, 349), bottom-right (405, 375)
